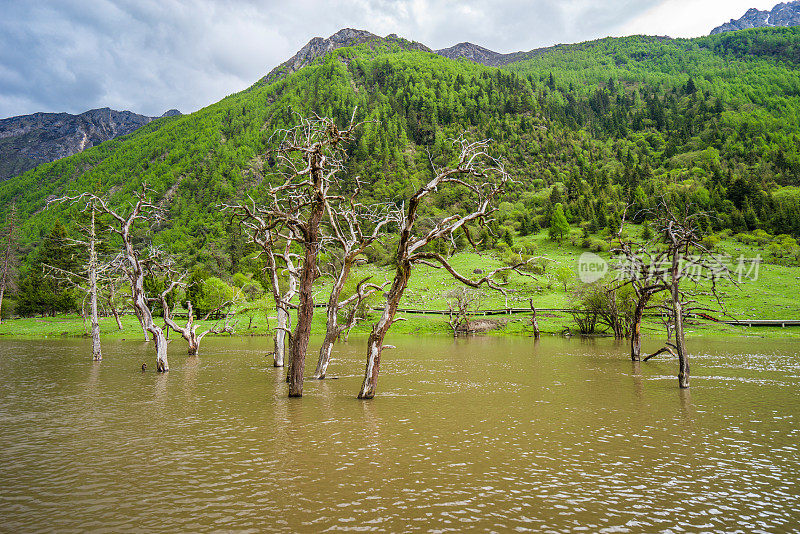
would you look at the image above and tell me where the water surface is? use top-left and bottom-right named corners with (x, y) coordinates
top-left (0, 335), bottom-right (798, 532)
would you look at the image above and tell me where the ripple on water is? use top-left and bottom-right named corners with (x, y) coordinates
top-left (0, 336), bottom-right (798, 532)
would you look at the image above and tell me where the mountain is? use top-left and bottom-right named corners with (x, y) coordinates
top-left (0, 107), bottom-right (182, 181)
top-left (3, 26), bottom-right (800, 282)
top-left (435, 42), bottom-right (526, 66)
top-left (259, 28), bottom-right (431, 85)
top-left (711, 1), bottom-right (800, 34)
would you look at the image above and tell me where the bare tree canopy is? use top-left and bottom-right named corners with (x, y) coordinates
top-left (229, 109), bottom-right (368, 396)
top-left (358, 137), bottom-right (531, 399)
top-left (53, 184), bottom-right (171, 371)
top-left (313, 190), bottom-right (401, 379)
top-left (43, 199), bottom-right (117, 361)
top-left (613, 200), bottom-right (736, 387)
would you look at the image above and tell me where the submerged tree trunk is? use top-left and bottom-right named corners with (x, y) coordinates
top-left (154, 329), bottom-right (169, 372)
top-left (315, 263), bottom-right (351, 379)
top-left (359, 263), bottom-right (409, 399)
top-left (288, 160), bottom-right (325, 398)
top-left (672, 291), bottom-right (689, 388)
top-left (89, 208), bottom-right (101, 361)
top-left (272, 266), bottom-right (296, 368)
top-left (630, 297), bottom-right (647, 361)
top-left (529, 300), bottom-right (540, 340)
top-left (274, 307), bottom-right (290, 367)
top-left (670, 258), bottom-right (689, 388)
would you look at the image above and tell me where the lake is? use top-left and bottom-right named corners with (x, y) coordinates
top-left (0, 335), bottom-right (798, 532)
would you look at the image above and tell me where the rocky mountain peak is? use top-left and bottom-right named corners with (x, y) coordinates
top-left (435, 42), bottom-right (526, 67)
top-left (261, 29), bottom-right (431, 85)
top-left (711, 1), bottom-right (800, 34)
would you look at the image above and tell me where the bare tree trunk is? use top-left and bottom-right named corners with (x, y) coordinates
top-left (529, 300), bottom-right (540, 340)
top-left (113, 310), bottom-right (123, 330)
top-left (315, 263), bottom-right (351, 379)
top-left (0, 207), bottom-right (12, 325)
top-left (134, 307), bottom-right (150, 342)
top-left (288, 160), bottom-right (325, 397)
top-left (130, 257), bottom-right (167, 371)
top-left (670, 258), bottom-right (689, 388)
top-left (671, 289), bottom-right (689, 388)
top-left (630, 297), bottom-right (647, 361)
top-left (342, 311), bottom-right (358, 342)
top-left (154, 329), bottom-right (169, 372)
top-left (89, 208), bottom-right (102, 361)
top-left (315, 305), bottom-right (337, 378)
top-left (359, 264), bottom-right (409, 399)
top-left (264, 236), bottom-right (296, 368)
top-left (273, 268), bottom-right (296, 368)
top-left (108, 282), bottom-right (123, 330)
top-left (274, 307), bottom-right (290, 366)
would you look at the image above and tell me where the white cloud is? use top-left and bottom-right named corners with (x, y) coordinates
top-left (0, 0), bottom-right (788, 119)
top-left (614, 0), bottom-right (779, 38)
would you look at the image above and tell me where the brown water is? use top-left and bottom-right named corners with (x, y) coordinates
top-left (0, 335), bottom-right (799, 533)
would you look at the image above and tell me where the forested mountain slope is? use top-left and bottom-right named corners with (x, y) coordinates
top-left (2, 27), bottom-right (800, 278)
top-left (0, 107), bottom-right (181, 181)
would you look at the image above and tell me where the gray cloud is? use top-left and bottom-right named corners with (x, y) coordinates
top-left (0, 0), bottom-right (737, 118)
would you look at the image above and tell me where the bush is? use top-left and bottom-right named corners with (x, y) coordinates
top-left (701, 234), bottom-right (721, 251)
top-left (193, 277), bottom-right (237, 315)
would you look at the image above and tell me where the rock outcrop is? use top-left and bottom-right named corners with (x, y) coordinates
top-left (260, 28), bottom-right (431, 85)
top-left (711, 1), bottom-right (800, 34)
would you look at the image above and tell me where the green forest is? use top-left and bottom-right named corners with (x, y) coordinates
top-left (2, 26), bottom-right (800, 317)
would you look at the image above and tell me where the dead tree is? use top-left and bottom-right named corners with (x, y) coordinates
top-left (45, 199), bottom-right (119, 361)
top-left (61, 185), bottom-right (170, 371)
top-left (0, 204), bottom-right (18, 324)
top-left (225, 200), bottom-right (299, 367)
top-left (278, 112), bottom-right (366, 397)
top-left (234, 110), bottom-right (366, 397)
top-left (358, 138), bottom-right (530, 399)
top-left (264, 232), bottom-right (298, 368)
top-left (161, 297), bottom-right (237, 356)
top-left (153, 254), bottom-right (243, 355)
top-left (612, 214), bottom-right (670, 360)
top-left (313, 193), bottom-right (399, 379)
top-left (446, 287), bottom-right (485, 336)
top-left (621, 202), bottom-right (734, 388)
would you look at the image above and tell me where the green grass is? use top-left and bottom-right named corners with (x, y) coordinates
top-left (2, 229), bottom-right (799, 341)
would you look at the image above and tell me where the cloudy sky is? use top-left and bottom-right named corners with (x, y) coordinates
top-left (0, 0), bottom-right (780, 119)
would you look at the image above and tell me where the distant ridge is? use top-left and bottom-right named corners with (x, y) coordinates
top-left (711, 1), bottom-right (800, 34)
top-left (435, 42), bottom-right (526, 67)
top-left (0, 107), bottom-right (181, 181)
